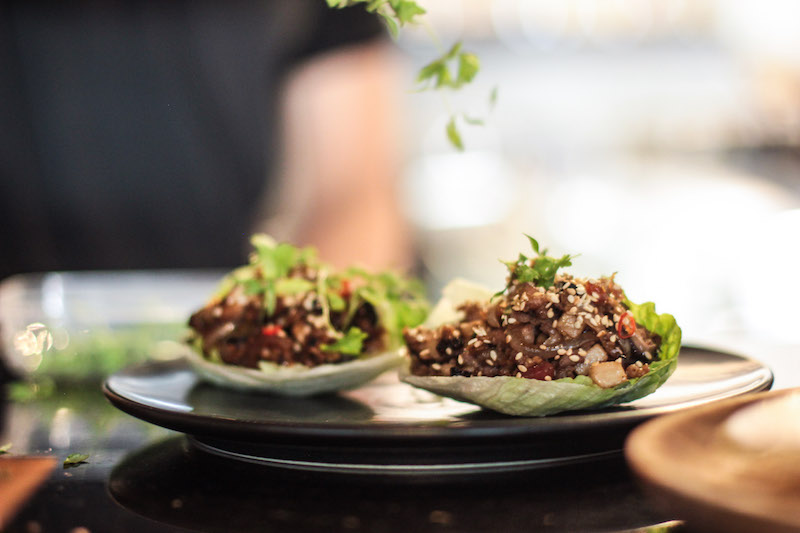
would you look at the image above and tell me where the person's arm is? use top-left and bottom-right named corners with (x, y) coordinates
top-left (260, 40), bottom-right (412, 271)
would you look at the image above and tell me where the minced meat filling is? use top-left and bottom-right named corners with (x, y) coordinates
top-left (404, 274), bottom-right (660, 386)
top-left (189, 277), bottom-right (384, 369)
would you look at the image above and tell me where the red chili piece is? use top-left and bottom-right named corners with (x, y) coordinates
top-left (585, 281), bottom-right (607, 305)
top-left (339, 279), bottom-right (352, 299)
top-left (617, 311), bottom-right (636, 339)
top-left (261, 324), bottom-right (283, 336)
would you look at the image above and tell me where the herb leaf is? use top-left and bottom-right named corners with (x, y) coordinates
top-left (274, 278), bottom-right (314, 295)
top-left (321, 327), bottom-right (369, 356)
top-left (457, 52), bottom-right (480, 87)
top-left (446, 117), bottom-right (464, 151)
top-left (502, 235), bottom-right (576, 290)
top-left (63, 453), bottom-right (89, 467)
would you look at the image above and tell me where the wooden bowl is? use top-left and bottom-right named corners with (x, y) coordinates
top-left (625, 388), bottom-right (800, 533)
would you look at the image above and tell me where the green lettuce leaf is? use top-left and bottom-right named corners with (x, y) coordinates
top-left (401, 280), bottom-right (681, 416)
top-left (183, 342), bottom-right (403, 397)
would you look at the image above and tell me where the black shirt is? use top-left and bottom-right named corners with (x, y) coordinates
top-left (0, 1), bottom-right (383, 279)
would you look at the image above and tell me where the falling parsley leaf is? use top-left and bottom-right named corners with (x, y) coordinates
top-left (489, 86), bottom-right (499, 109)
top-left (446, 117), bottom-right (464, 151)
top-left (325, 0), bottom-right (492, 151)
top-left (327, 0), bottom-right (426, 35)
top-left (0, 443), bottom-right (11, 455)
top-left (456, 52), bottom-right (480, 87)
top-left (321, 327), bottom-right (369, 356)
top-left (462, 114), bottom-right (485, 126)
top-left (63, 453), bottom-right (89, 467)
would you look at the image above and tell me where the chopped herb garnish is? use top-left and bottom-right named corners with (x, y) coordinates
top-left (63, 453), bottom-right (89, 467)
top-left (204, 235), bottom-right (428, 358)
top-left (500, 235), bottom-right (577, 292)
top-left (321, 327), bottom-right (369, 356)
top-left (0, 443), bottom-right (11, 454)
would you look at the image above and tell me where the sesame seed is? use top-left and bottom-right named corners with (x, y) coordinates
top-left (505, 335), bottom-right (512, 343)
top-left (544, 375), bottom-right (552, 381)
top-left (552, 320), bottom-right (558, 328)
top-left (644, 351), bottom-right (653, 360)
top-left (483, 340), bottom-right (492, 345)
top-left (486, 359), bottom-right (494, 366)
top-left (567, 348), bottom-right (574, 355)
top-left (507, 317), bottom-right (517, 324)
top-left (567, 295), bottom-right (575, 304)
top-left (567, 288), bottom-right (576, 295)
top-left (468, 338), bottom-right (478, 346)
top-left (420, 349), bottom-right (430, 356)
top-left (517, 364), bottom-right (528, 372)
top-left (597, 330), bottom-right (607, 338)
top-left (539, 344), bottom-right (547, 350)
top-left (515, 352), bottom-right (523, 360)
top-left (458, 355), bottom-right (464, 365)
top-left (453, 330), bottom-right (461, 338)
top-left (490, 350), bottom-right (497, 361)
top-left (445, 347), bottom-right (453, 355)
top-left (557, 348), bottom-right (566, 355)
top-left (516, 372), bottom-right (522, 378)
top-left (547, 309), bottom-right (554, 319)
top-left (555, 355), bottom-right (561, 360)
top-left (610, 334), bottom-right (617, 343)
top-left (432, 363), bottom-right (441, 370)
top-left (569, 354), bottom-right (580, 363)
top-left (416, 334), bottom-right (424, 342)
top-left (578, 348), bottom-right (587, 356)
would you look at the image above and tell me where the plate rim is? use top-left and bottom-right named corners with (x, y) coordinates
top-left (103, 345), bottom-right (773, 443)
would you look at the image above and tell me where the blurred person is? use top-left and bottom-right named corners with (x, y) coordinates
top-left (0, 0), bottom-right (412, 280)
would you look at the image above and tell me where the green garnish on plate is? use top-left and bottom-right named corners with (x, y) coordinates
top-left (63, 453), bottom-right (89, 467)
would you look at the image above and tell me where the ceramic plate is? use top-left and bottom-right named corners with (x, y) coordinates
top-left (104, 346), bottom-right (772, 476)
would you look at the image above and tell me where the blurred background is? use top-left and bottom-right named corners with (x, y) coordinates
top-left (1, 0), bottom-right (799, 386)
top-left (395, 0), bottom-right (800, 374)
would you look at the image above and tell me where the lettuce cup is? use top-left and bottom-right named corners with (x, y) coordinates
top-left (186, 235), bottom-right (428, 396)
top-left (402, 236), bottom-right (681, 416)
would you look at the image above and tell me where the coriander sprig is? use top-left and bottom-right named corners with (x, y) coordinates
top-left (500, 235), bottom-right (577, 292)
top-left (327, 0), bottom-right (492, 150)
top-left (326, 0), bottom-right (426, 37)
top-left (210, 235), bottom-right (429, 357)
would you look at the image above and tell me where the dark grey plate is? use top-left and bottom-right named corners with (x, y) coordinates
top-left (103, 346), bottom-right (772, 476)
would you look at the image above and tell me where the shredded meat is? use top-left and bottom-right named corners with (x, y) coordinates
top-left (189, 269), bottom-right (384, 369)
top-left (404, 275), bottom-right (658, 388)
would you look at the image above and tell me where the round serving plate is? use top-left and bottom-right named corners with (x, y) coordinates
top-left (104, 346), bottom-right (772, 476)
